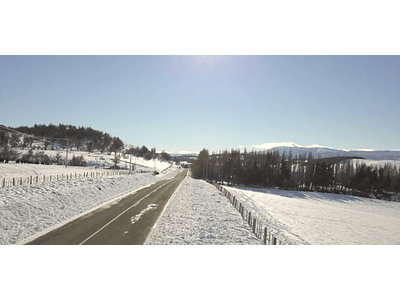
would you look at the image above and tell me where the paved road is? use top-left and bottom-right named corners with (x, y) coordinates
top-left (27, 169), bottom-right (188, 245)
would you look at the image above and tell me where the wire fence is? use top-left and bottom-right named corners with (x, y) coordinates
top-left (0, 169), bottom-right (150, 189)
top-left (207, 180), bottom-right (283, 245)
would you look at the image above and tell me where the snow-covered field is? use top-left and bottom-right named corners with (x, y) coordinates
top-left (222, 185), bottom-right (400, 245)
top-left (145, 176), bottom-right (263, 245)
top-left (0, 163), bottom-right (181, 245)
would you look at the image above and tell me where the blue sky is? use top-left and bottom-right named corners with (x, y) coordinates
top-left (1, 55), bottom-right (400, 152)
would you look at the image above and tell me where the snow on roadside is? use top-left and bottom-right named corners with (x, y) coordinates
top-left (145, 177), bottom-right (263, 245)
top-left (0, 165), bottom-right (181, 245)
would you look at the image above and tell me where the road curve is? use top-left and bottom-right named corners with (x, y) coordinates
top-left (26, 169), bottom-right (188, 245)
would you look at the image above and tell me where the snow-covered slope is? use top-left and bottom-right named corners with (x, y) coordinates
top-left (1, 148), bottom-right (175, 176)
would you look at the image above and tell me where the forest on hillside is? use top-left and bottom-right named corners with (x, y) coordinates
top-left (191, 148), bottom-right (400, 199)
top-left (0, 124), bottom-right (171, 163)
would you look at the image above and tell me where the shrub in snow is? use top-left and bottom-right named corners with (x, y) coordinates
top-left (70, 155), bottom-right (87, 167)
top-left (0, 147), bottom-right (18, 161)
top-left (52, 153), bottom-right (63, 165)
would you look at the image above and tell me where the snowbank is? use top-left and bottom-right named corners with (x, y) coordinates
top-left (145, 177), bottom-right (263, 245)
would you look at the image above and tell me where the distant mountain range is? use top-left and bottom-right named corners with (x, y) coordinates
top-left (167, 151), bottom-right (199, 158)
top-left (251, 142), bottom-right (400, 161)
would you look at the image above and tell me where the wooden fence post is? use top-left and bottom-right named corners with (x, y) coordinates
top-left (264, 228), bottom-right (267, 244)
top-left (253, 218), bottom-right (256, 233)
top-left (30, 176), bottom-right (32, 184)
top-left (248, 212), bottom-right (251, 225)
top-left (36, 176), bottom-right (38, 183)
top-left (273, 237), bottom-right (277, 245)
top-left (2, 178), bottom-right (5, 188)
top-left (43, 175), bottom-right (45, 182)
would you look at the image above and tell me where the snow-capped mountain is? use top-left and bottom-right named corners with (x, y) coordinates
top-left (251, 142), bottom-right (400, 161)
top-left (167, 151), bottom-right (199, 158)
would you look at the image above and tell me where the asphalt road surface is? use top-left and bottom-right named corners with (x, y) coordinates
top-left (26, 169), bottom-right (188, 245)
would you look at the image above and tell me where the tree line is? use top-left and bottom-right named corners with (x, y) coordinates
top-left (191, 148), bottom-right (400, 199)
top-left (8, 123), bottom-right (124, 154)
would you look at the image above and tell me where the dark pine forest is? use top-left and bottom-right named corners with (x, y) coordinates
top-left (191, 148), bottom-right (400, 200)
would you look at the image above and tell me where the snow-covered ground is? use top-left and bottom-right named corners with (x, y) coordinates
top-left (222, 185), bottom-right (400, 245)
top-left (145, 176), bottom-right (263, 245)
top-left (0, 163), bottom-right (181, 245)
top-left (2, 148), bottom-right (174, 172)
top-left (0, 149), bottom-right (179, 187)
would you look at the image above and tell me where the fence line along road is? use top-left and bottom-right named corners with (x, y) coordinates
top-left (0, 169), bottom-right (150, 189)
top-left (206, 180), bottom-right (283, 245)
